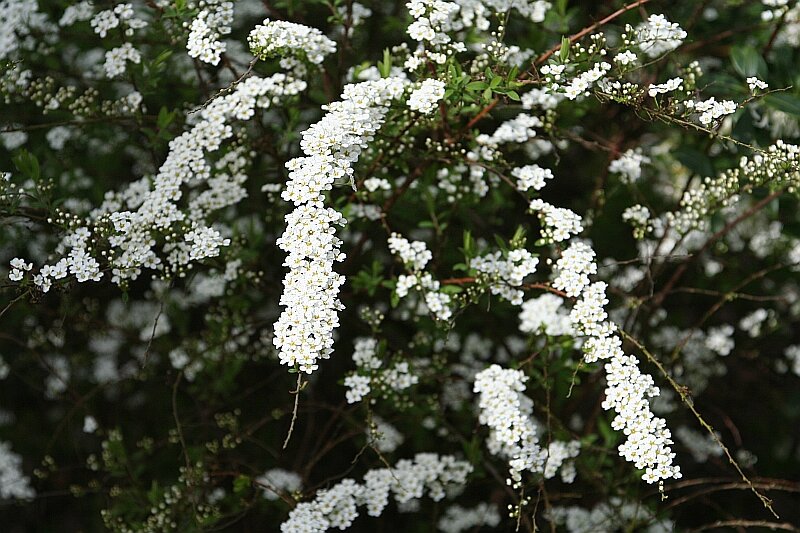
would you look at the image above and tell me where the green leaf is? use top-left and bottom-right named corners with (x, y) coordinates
top-left (506, 90), bottom-right (521, 101)
top-left (378, 48), bottom-right (392, 78)
top-left (764, 93), bottom-right (800, 116)
top-left (440, 284), bottom-right (463, 294)
top-left (233, 475), bottom-right (251, 495)
top-left (559, 36), bottom-right (570, 62)
top-left (466, 81), bottom-right (488, 91)
top-left (730, 45), bottom-right (767, 79)
top-left (12, 149), bottom-right (40, 181)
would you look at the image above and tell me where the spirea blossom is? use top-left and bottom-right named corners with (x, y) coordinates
top-left (274, 77), bottom-right (407, 373)
top-left (473, 364), bottom-right (543, 484)
top-left (280, 454), bottom-right (472, 532)
top-left (248, 19), bottom-right (337, 65)
top-left (636, 14), bottom-right (687, 58)
top-left (471, 248), bottom-right (539, 305)
top-left (609, 148), bottom-right (651, 183)
top-left (407, 79), bottom-right (446, 114)
top-left (103, 43), bottom-right (141, 78)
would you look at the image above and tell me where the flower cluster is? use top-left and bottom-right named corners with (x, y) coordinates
top-left (389, 233), bottom-right (455, 321)
top-left (248, 19), bottom-right (337, 66)
top-left (529, 199), bottom-right (584, 243)
top-left (511, 164), bottom-right (553, 192)
top-left (0, 440), bottom-right (34, 499)
top-left (186, 1), bottom-right (233, 66)
top-left (519, 293), bottom-right (573, 336)
top-left (471, 248), bottom-right (539, 305)
top-left (103, 43), bottom-right (141, 78)
top-left (281, 454), bottom-right (472, 532)
top-left (407, 78), bottom-right (446, 114)
top-left (437, 503), bottom-right (501, 533)
top-left (688, 97), bottom-right (737, 126)
top-left (556, 249), bottom-right (682, 484)
top-left (609, 148), bottom-right (651, 183)
top-left (473, 364), bottom-right (544, 485)
top-left (275, 77), bottom-right (407, 373)
top-left (635, 14), bottom-right (687, 57)
top-left (344, 338), bottom-right (419, 404)
top-left (648, 76), bottom-right (683, 97)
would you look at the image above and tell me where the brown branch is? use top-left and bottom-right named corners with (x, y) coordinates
top-left (652, 189), bottom-right (784, 307)
top-left (534, 0), bottom-right (652, 66)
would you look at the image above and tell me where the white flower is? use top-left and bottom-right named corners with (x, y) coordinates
top-left (609, 148), bottom-right (651, 183)
top-left (747, 76), bottom-right (769, 92)
top-left (511, 164), bottom-right (553, 192)
top-left (103, 43), bottom-right (141, 78)
top-left (407, 79), bottom-right (446, 114)
top-left (636, 14), bottom-right (687, 58)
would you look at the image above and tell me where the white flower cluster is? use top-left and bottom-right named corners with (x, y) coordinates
top-left (739, 308), bottom-right (769, 337)
top-left (519, 293), bottom-right (573, 336)
top-left (529, 199), bottom-right (584, 243)
top-left (0, 0), bottom-right (45, 62)
top-left (648, 76), bottom-right (683, 97)
top-left (622, 204), bottom-right (651, 226)
top-left (783, 345), bottom-right (800, 376)
top-left (186, 1), bottom-right (233, 66)
top-left (407, 78), bottom-right (446, 114)
top-left (257, 468), bottom-right (303, 500)
top-left (552, 242), bottom-right (596, 297)
top-left (609, 148), bottom-right (651, 183)
top-left (248, 19), bottom-right (337, 65)
top-left (471, 248), bottom-right (539, 305)
top-left (511, 164), bottom-right (553, 192)
top-left (704, 324), bottom-right (734, 356)
top-left (389, 233), bottom-right (455, 321)
top-left (549, 497), bottom-right (674, 533)
top-left (437, 503), bottom-right (501, 533)
top-left (614, 49), bottom-right (638, 66)
top-left (636, 14), bottom-right (687, 58)
top-left (90, 3), bottom-right (147, 39)
top-left (675, 426), bottom-right (724, 463)
top-left (59, 1), bottom-right (93, 27)
top-left (369, 416), bottom-right (405, 453)
top-left (184, 225), bottom-right (230, 260)
top-left (0, 440), bottom-right (34, 499)
top-left (473, 364), bottom-right (543, 485)
top-left (687, 97), bottom-right (737, 126)
top-left (11, 73), bottom-right (306, 292)
top-left (556, 246), bottom-right (681, 483)
top-left (8, 257), bottom-right (32, 282)
top-left (388, 233), bottom-right (433, 271)
top-left (344, 338), bottom-right (418, 403)
top-left (563, 61), bottom-right (611, 100)
top-left (406, 0), bottom-right (459, 46)
top-left (103, 43), bottom-right (141, 78)
top-left (280, 454), bottom-right (472, 532)
top-left (542, 440), bottom-right (581, 482)
top-left (275, 77), bottom-right (408, 373)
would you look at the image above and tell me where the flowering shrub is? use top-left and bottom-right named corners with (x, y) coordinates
top-left (2, 0), bottom-right (800, 530)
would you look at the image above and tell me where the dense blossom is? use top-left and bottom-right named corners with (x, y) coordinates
top-left (2, 0), bottom-right (797, 530)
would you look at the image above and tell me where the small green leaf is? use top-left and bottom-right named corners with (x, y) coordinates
top-left (506, 90), bottom-right (521, 101)
top-left (730, 45), bottom-right (767, 79)
top-left (233, 475), bottom-right (251, 495)
top-left (559, 36), bottom-right (570, 62)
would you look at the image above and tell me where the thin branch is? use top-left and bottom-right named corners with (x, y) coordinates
top-left (620, 330), bottom-right (779, 519)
